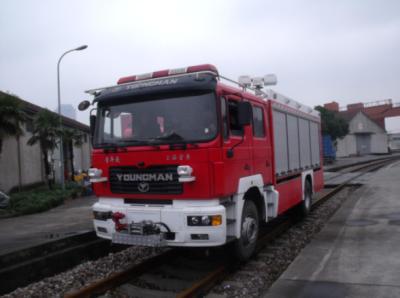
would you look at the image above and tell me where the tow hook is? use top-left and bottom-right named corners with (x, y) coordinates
top-left (112, 212), bottom-right (127, 231)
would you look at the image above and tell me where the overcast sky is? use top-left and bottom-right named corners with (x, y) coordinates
top-left (1, 0), bottom-right (400, 131)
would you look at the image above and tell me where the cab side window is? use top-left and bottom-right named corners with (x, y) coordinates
top-left (228, 100), bottom-right (244, 136)
top-left (252, 105), bottom-right (265, 138)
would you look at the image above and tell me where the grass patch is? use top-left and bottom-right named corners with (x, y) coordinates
top-left (1, 183), bottom-right (83, 217)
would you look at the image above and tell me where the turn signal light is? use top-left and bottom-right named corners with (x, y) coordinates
top-left (211, 215), bottom-right (222, 226)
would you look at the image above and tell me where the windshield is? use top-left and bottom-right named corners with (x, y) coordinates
top-left (94, 92), bottom-right (218, 147)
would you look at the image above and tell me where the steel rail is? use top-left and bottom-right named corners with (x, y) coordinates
top-left (64, 249), bottom-right (179, 298)
top-left (326, 154), bottom-right (400, 172)
top-left (176, 265), bottom-right (226, 298)
top-left (317, 157), bottom-right (399, 207)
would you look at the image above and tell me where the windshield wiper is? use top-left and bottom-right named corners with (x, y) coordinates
top-left (154, 132), bottom-right (184, 141)
top-left (153, 133), bottom-right (201, 149)
top-left (116, 139), bottom-right (161, 149)
top-left (98, 142), bottom-right (127, 153)
top-left (98, 142), bottom-right (118, 148)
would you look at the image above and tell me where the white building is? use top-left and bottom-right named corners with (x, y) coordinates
top-left (388, 133), bottom-right (400, 152)
top-left (336, 111), bottom-right (388, 157)
top-left (0, 95), bottom-right (91, 193)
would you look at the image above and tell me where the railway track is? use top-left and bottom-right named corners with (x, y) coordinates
top-left (0, 231), bottom-right (124, 295)
top-left (326, 154), bottom-right (400, 173)
top-left (63, 157), bottom-right (399, 298)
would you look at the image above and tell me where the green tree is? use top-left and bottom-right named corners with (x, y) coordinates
top-left (0, 92), bottom-right (25, 154)
top-left (27, 109), bottom-right (60, 188)
top-left (62, 128), bottom-right (84, 181)
top-left (315, 106), bottom-right (349, 140)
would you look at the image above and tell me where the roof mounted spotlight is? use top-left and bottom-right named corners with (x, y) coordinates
top-left (263, 74), bottom-right (277, 86)
top-left (239, 74), bottom-right (278, 91)
top-left (238, 76), bottom-right (252, 88)
top-left (251, 77), bottom-right (265, 96)
top-left (251, 77), bottom-right (264, 89)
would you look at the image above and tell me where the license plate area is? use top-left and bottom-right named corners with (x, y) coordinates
top-left (112, 232), bottom-right (167, 247)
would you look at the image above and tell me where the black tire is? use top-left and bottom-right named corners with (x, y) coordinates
top-left (234, 200), bottom-right (259, 261)
top-left (297, 179), bottom-right (312, 217)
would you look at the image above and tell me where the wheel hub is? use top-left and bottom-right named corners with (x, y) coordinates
top-left (242, 216), bottom-right (258, 245)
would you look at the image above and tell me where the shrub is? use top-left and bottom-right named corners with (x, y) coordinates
top-left (5, 183), bottom-right (84, 216)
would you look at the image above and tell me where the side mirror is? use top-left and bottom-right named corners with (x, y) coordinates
top-left (90, 115), bottom-right (96, 139)
top-left (78, 100), bottom-right (91, 111)
top-left (237, 101), bottom-right (252, 126)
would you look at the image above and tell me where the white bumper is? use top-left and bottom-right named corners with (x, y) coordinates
top-left (93, 197), bottom-right (227, 247)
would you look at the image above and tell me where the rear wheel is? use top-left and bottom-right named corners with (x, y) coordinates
top-left (234, 200), bottom-right (259, 261)
top-left (297, 179), bottom-right (312, 217)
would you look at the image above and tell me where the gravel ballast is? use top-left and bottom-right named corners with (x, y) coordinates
top-left (2, 246), bottom-right (166, 298)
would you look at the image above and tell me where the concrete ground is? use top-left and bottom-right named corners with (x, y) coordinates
top-left (264, 160), bottom-right (400, 298)
top-left (0, 196), bottom-right (96, 255)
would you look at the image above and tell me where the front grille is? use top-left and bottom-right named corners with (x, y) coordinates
top-left (109, 166), bottom-right (182, 194)
top-left (124, 198), bottom-right (173, 205)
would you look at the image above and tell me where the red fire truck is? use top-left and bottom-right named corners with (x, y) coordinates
top-left (79, 64), bottom-right (324, 260)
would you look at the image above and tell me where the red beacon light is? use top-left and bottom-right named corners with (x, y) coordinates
top-left (117, 64), bottom-right (218, 85)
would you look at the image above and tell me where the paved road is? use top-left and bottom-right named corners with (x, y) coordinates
top-left (0, 196), bottom-right (96, 255)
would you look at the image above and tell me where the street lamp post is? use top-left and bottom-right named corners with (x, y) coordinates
top-left (57, 45), bottom-right (88, 190)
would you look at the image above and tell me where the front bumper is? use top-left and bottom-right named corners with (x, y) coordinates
top-left (93, 198), bottom-right (227, 247)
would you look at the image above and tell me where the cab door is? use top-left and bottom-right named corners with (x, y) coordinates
top-left (251, 104), bottom-right (273, 185)
top-left (221, 96), bottom-right (252, 194)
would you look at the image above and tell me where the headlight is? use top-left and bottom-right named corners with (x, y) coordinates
top-left (188, 216), bottom-right (200, 225)
top-left (93, 210), bottom-right (112, 221)
top-left (187, 215), bottom-right (222, 226)
top-left (88, 168), bottom-right (103, 178)
top-left (177, 165), bottom-right (195, 182)
top-left (88, 168), bottom-right (108, 183)
top-left (201, 215), bottom-right (211, 225)
top-left (177, 165), bottom-right (193, 176)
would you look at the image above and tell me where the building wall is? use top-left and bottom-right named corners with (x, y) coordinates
top-left (389, 133), bottom-right (400, 151)
top-left (336, 112), bottom-right (388, 157)
top-left (371, 133), bottom-right (388, 154)
top-left (53, 133), bottom-right (91, 183)
top-left (19, 130), bottom-right (44, 186)
top-left (52, 147), bottom-right (62, 184)
top-left (349, 112), bottom-right (384, 134)
top-left (337, 133), bottom-right (388, 157)
top-left (336, 135), bottom-right (357, 157)
top-left (1, 130), bottom-right (90, 192)
top-left (72, 134), bottom-right (91, 173)
top-left (0, 137), bottom-right (19, 192)
top-left (0, 129), bottom-right (43, 192)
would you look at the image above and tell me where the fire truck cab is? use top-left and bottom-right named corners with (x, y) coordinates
top-left (81, 64), bottom-right (324, 260)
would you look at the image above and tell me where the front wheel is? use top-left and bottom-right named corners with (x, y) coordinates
top-left (234, 200), bottom-right (259, 261)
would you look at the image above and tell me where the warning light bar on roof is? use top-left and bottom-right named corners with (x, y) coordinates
top-left (117, 64), bottom-right (219, 85)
